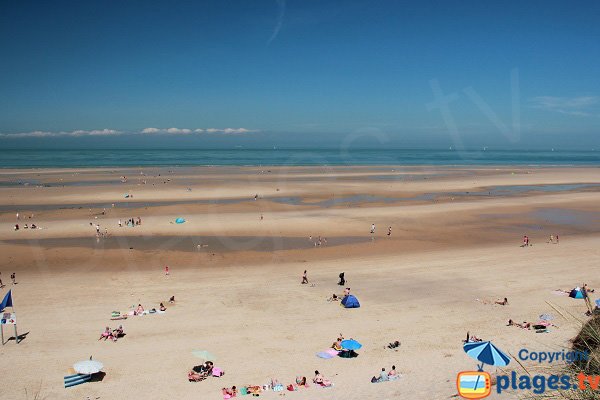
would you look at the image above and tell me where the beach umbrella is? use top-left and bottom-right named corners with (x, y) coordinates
top-left (463, 341), bottom-right (511, 368)
top-left (192, 350), bottom-right (216, 362)
top-left (340, 339), bottom-right (362, 351)
top-left (73, 359), bottom-right (103, 375)
top-left (175, 217), bottom-right (186, 224)
top-left (539, 313), bottom-right (554, 321)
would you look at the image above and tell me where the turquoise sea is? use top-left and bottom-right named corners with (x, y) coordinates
top-left (0, 149), bottom-right (599, 168)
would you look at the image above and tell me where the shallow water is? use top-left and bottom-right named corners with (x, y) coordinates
top-left (3, 235), bottom-right (371, 253)
top-left (1, 183), bottom-right (598, 213)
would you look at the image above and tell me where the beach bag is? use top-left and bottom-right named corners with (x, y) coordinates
top-left (287, 384), bottom-right (295, 391)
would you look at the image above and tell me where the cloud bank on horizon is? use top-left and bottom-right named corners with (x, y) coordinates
top-left (0, 127), bottom-right (258, 138)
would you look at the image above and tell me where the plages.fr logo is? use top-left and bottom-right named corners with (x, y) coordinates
top-left (457, 343), bottom-right (597, 398)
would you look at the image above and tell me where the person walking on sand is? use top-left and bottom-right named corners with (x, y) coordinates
top-left (118, 219), bottom-right (122, 227)
top-left (556, 234), bottom-right (559, 244)
top-left (165, 265), bottom-right (169, 276)
top-left (0, 272), bottom-right (3, 288)
top-left (387, 226), bottom-right (392, 236)
top-left (11, 272), bottom-right (16, 284)
top-left (16, 212), bottom-right (19, 221)
top-left (370, 224), bottom-right (375, 234)
top-left (302, 270), bottom-right (308, 284)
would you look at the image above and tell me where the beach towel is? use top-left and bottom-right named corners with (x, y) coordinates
top-left (212, 367), bottom-right (224, 377)
top-left (64, 373), bottom-right (91, 388)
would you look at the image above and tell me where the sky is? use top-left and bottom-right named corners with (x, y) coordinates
top-left (0, 0), bottom-right (599, 149)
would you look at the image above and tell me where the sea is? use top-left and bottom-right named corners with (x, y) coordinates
top-left (0, 149), bottom-right (599, 168)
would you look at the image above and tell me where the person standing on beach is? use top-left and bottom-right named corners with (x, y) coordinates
top-left (556, 234), bottom-right (559, 244)
top-left (388, 226), bottom-right (392, 236)
top-left (11, 273), bottom-right (16, 284)
top-left (0, 272), bottom-right (3, 288)
top-left (165, 265), bottom-right (169, 276)
top-left (16, 212), bottom-right (19, 221)
top-left (302, 270), bottom-right (308, 284)
top-left (118, 219), bottom-right (122, 227)
top-left (370, 224), bottom-right (375, 234)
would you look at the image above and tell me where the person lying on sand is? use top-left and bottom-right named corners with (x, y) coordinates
top-left (387, 340), bottom-right (401, 349)
top-left (508, 319), bottom-right (531, 329)
top-left (135, 304), bottom-right (144, 315)
top-left (313, 370), bottom-right (333, 387)
top-left (169, 296), bottom-right (175, 303)
top-left (327, 293), bottom-right (339, 302)
top-left (222, 386), bottom-right (237, 398)
top-left (463, 332), bottom-right (483, 343)
top-left (159, 302), bottom-right (166, 311)
top-left (476, 297), bottom-right (508, 305)
top-left (188, 370), bottom-right (206, 382)
top-left (495, 298), bottom-right (509, 305)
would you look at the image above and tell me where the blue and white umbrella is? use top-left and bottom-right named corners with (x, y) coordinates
top-left (463, 341), bottom-right (511, 367)
top-left (340, 339), bottom-right (362, 351)
top-left (463, 341), bottom-right (510, 393)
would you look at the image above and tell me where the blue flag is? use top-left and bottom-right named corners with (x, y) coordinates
top-left (0, 290), bottom-right (12, 311)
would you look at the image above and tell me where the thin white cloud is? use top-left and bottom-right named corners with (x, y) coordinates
top-left (530, 96), bottom-right (598, 116)
top-left (267, 0), bottom-right (286, 45)
top-left (1, 127), bottom-right (258, 138)
top-left (140, 127), bottom-right (257, 135)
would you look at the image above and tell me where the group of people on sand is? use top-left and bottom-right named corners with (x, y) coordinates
top-left (207, 371), bottom-right (334, 397)
top-left (371, 366), bottom-right (400, 383)
top-left (547, 234), bottom-right (560, 244)
top-left (133, 302), bottom-right (167, 315)
top-left (521, 233), bottom-right (560, 247)
top-left (98, 325), bottom-right (125, 342)
top-left (118, 217), bottom-right (141, 227)
top-left (14, 223), bottom-right (38, 230)
top-left (308, 235), bottom-right (328, 247)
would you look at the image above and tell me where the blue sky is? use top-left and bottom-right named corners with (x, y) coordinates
top-left (0, 1), bottom-right (599, 149)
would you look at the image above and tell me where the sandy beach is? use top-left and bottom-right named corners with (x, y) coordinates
top-left (1, 165), bottom-right (600, 399)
